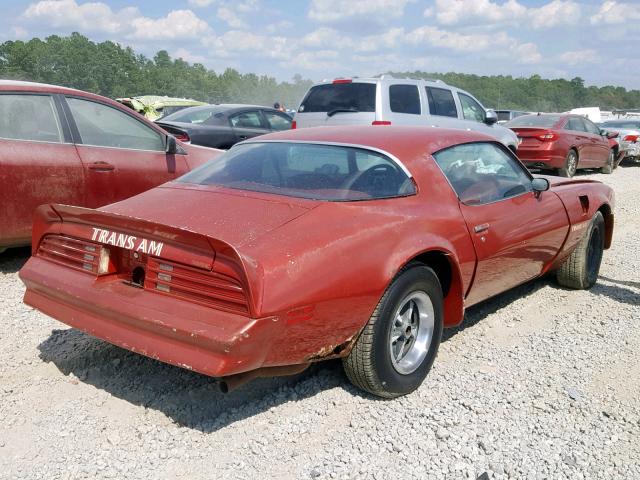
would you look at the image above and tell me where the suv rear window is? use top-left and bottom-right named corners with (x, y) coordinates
top-left (178, 142), bottom-right (415, 201)
top-left (426, 87), bottom-right (458, 118)
top-left (298, 83), bottom-right (376, 113)
top-left (389, 85), bottom-right (421, 115)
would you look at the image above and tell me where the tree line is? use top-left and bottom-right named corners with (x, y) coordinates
top-left (1, 33), bottom-right (638, 112)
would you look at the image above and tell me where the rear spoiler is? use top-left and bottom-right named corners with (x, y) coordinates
top-left (33, 204), bottom-right (220, 271)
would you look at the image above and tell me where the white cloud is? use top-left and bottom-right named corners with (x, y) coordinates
top-left (23, 0), bottom-right (210, 40)
top-left (217, 6), bottom-right (247, 28)
top-left (301, 27), bottom-right (352, 48)
top-left (558, 49), bottom-right (600, 66)
top-left (590, 1), bottom-right (640, 24)
top-left (172, 48), bottom-right (207, 64)
top-left (203, 31), bottom-right (292, 60)
top-left (427, 0), bottom-right (580, 29)
top-left (309, 0), bottom-right (414, 22)
top-left (188, 0), bottom-right (216, 7)
top-left (12, 26), bottom-right (29, 39)
top-left (266, 20), bottom-right (293, 33)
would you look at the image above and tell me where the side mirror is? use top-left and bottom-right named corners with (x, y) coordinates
top-left (605, 131), bottom-right (619, 139)
top-left (166, 134), bottom-right (177, 154)
top-left (484, 109), bottom-right (498, 125)
top-left (532, 177), bottom-right (550, 194)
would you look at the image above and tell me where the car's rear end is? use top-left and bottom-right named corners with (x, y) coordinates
top-left (293, 79), bottom-right (380, 128)
top-left (507, 114), bottom-right (567, 170)
top-left (19, 203), bottom-right (284, 379)
top-left (600, 123), bottom-right (640, 161)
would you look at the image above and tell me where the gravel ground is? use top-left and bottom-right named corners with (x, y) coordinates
top-left (1, 164), bottom-right (639, 480)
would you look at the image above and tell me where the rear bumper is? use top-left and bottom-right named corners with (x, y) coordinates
top-left (20, 257), bottom-right (285, 378)
top-left (518, 152), bottom-right (566, 169)
top-left (623, 143), bottom-right (640, 158)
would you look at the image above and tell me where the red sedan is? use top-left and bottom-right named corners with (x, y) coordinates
top-left (20, 126), bottom-right (614, 398)
top-left (0, 80), bottom-right (219, 253)
top-left (507, 113), bottom-right (616, 177)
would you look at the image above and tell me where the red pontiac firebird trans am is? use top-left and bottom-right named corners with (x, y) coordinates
top-left (0, 80), bottom-right (219, 253)
top-left (19, 126), bottom-right (614, 398)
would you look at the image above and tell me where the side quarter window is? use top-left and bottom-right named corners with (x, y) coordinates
top-left (229, 111), bottom-right (265, 129)
top-left (458, 93), bottom-right (486, 123)
top-left (0, 94), bottom-right (63, 143)
top-left (425, 87), bottom-right (458, 118)
top-left (389, 84), bottom-right (421, 114)
top-left (66, 97), bottom-right (164, 151)
top-left (263, 111), bottom-right (292, 131)
top-left (433, 142), bottom-right (532, 205)
top-left (565, 117), bottom-right (586, 132)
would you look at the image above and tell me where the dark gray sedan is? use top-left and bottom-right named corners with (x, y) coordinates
top-left (156, 104), bottom-right (292, 149)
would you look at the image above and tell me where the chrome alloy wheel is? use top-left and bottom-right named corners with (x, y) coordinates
top-left (388, 291), bottom-right (434, 375)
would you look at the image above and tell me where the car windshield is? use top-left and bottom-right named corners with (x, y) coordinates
top-left (506, 115), bottom-right (562, 128)
top-left (178, 142), bottom-right (416, 201)
top-left (298, 83), bottom-right (376, 113)
top-left (163, 106), bottom-right (226, 124)
top-left (602, 121), bottom-right (640, 129)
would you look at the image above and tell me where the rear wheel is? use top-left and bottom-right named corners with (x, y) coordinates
top-left (557, 212), bottom-right (604, 289)
top-left (558, 149), bottom-right (578, 177)
top-left (343, 265), bottom-right (443, 398)
top-left (601, 150), bottom-right (614, 174)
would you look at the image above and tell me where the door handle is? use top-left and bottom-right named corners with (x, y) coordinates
top-left (474, 223), bottom-right (490, 234)
top-left (88, 161), bottom-right (115, 171)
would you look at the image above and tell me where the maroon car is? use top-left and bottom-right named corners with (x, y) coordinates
top-left (0, 80), bottom-right (220, 253)
top-left (507, 113), bottom-right (616, 177)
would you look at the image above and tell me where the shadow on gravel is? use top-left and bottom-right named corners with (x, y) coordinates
top-left (590, 279), bottom-right (640, 305)
top-left (0, 247), bottom-right (31, 274)
top-left (442, 276), bottom-right (551, 342)
top-left (37, 328), bottom-right (353, 433)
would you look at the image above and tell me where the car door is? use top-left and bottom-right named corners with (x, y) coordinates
top-left (262, 110), bottom-right (292, 131)
top-left (228, 110), bottom-right (269, 143)
top-left (432, 142), bottom-right (569, 306)
top-left (64, 96), bottom-right (190, 208)
top-left (0, 92), bottom-right (85, 246)
top-left (583, 117), bottom-right (610, 167)
top-left (564, 117), bottom-right (591, 165)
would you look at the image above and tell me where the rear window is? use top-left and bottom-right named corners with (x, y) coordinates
top-left (426, 87), bottom-right (457, 118)
top-left (298, 83), bottom-right (376, 114)
top-left (389, 85), bottom-right (421, 115)
top-left (178, 142), bottom-right (415, 201)
top-left (163, 107), bottom-right (226, 124)
top-left (506, 115), bottom-right (561, 128)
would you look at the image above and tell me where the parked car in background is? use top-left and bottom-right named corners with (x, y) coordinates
top-left (599, 119), bottom-right (640, 163)
top-left (0, 80), bottom-right (219, 253)
top-left (293, 76), bottom-right (519, 151)
top-left (507, 113), bottom-right (616, 177)
top-left (495, 109), bottom-right (530, 124)
top-left (156, 104), bottom-right (292, 149)
top-left (20, 126), bottom-right (614, 398)
top-left (116, 95), bottom-right (206, 121)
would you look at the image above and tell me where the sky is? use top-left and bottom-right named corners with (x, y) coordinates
top-left (2, 0), bottom-right (640, 89)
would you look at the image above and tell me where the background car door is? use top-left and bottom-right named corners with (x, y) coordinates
top-left (229, 110), bottom-right (269, 143)
top-left (64, 96), bottom-right (190, 208)
top-left (433, 142), bottom-right (569, 305)
top-left (564, 117), bottom-right (591, 165)
top-left (583, 117), bottom-right (610, 167)
top-left (0, 93), bottom-right (84, 246)
top-left (262, 110), bottom-right (292, 131)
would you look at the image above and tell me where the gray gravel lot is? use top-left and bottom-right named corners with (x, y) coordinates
top-left (1, 164), bottom-right (639, 480)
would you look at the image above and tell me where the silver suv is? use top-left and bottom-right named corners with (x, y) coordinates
top-left (294, 76), bottom-right (518, 151)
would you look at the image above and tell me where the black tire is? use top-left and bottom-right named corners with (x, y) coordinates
top-left (343, 265), bottom-right (443, 398)
top-left (558, 149), bottom-right (578, 177)
top-left (557, 211), bottom-right (605, 289)
top-left (601, 150), bottom-right (614, 174)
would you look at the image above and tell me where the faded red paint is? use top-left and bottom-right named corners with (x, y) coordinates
top-left (0, 80), bottom-right (220, 250)
top-left (19, 126), bottom-right (615, 383)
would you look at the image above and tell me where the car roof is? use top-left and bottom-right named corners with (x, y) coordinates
top-left (0, 79), bottom-right (88, 96)
top-left (242, 126), bottom-right (497, 169)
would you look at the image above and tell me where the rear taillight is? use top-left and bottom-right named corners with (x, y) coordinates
top-left (291, 120), bottom-right (296, 129)
top-left (537, 131), bottom-right (557, 141)
top-left (623, 134), bottom-right (638, 142)
top-left (175, 132), bottom-right (190, 143)
top-left (332, 78), bottom-right (352, 84)
top-left (146, 258), bottom-right (249, 315)
top-left (372, 120), bottom-right (391, 126)
top-left (37, 235), bottom-right (115, 275)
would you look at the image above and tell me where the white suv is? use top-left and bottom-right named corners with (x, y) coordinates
top-left (293, 76), bottom-right (518, 151)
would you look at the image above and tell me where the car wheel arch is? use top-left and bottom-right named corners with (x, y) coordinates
top-left (394, 249), bottom-right (465, 328)
top-left (597, 203), bottom-right (614, 249)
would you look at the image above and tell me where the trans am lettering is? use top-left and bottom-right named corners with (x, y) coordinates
top-left (90, 228), bottom-right (164, 256)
